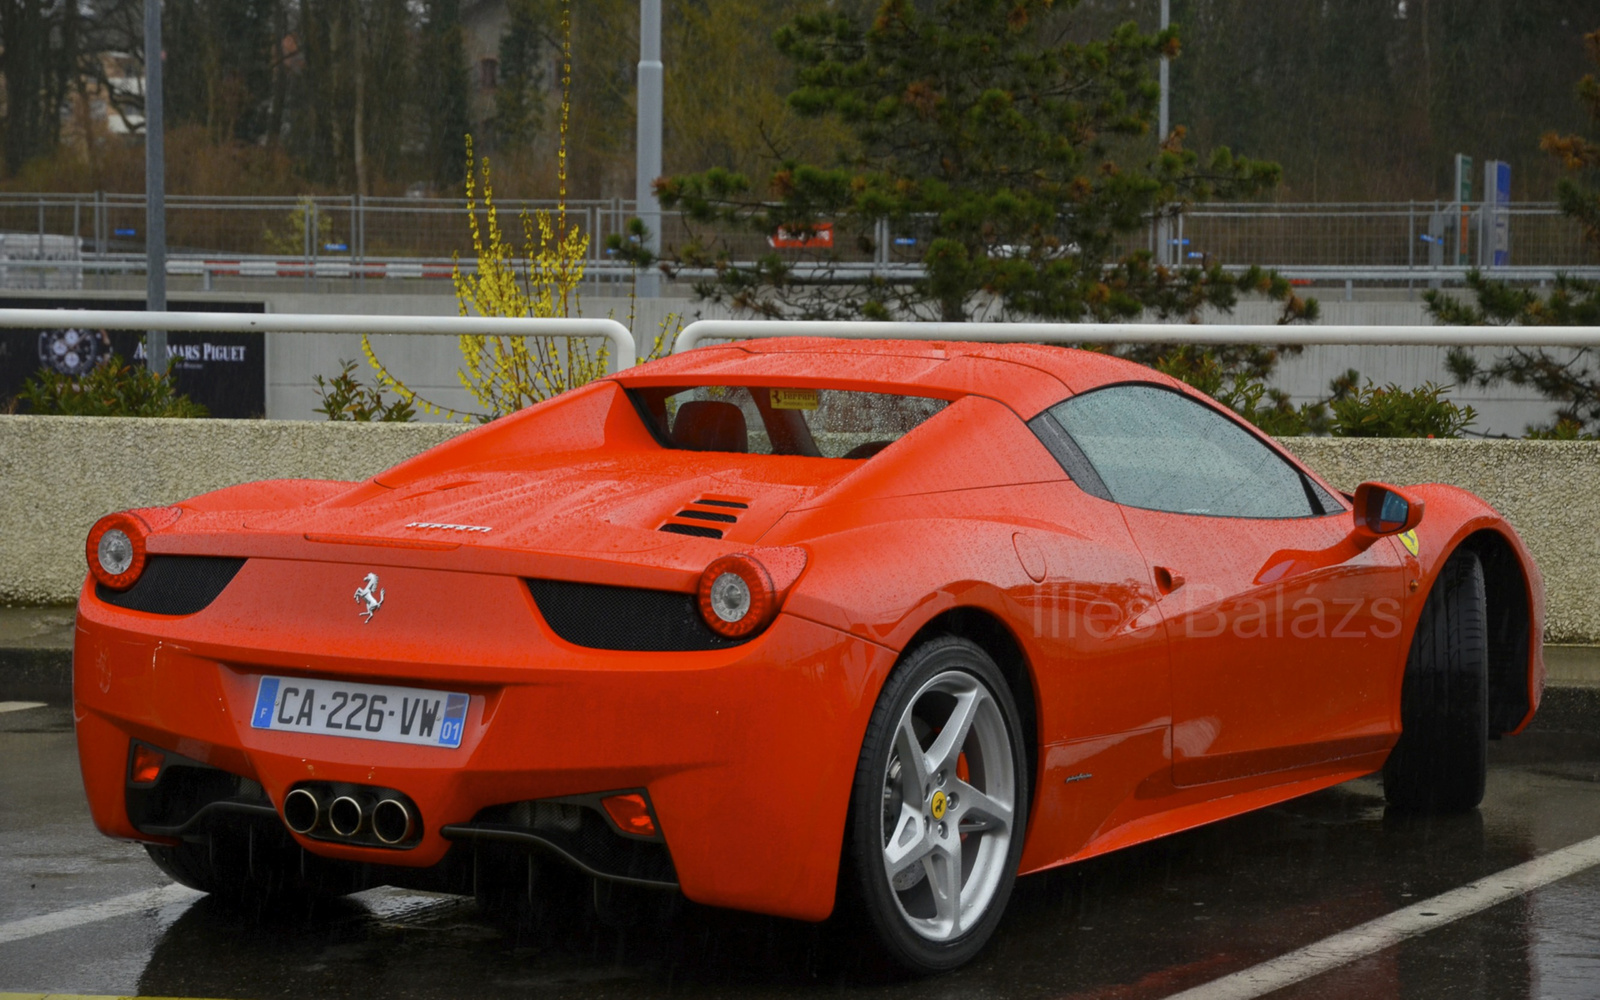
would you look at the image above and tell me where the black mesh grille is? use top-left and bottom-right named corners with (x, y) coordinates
top-left (96, 556), bottom-right (246, 616)
top-left (527, 578), bottom-right (748, 651)
top-left (695, 499), bottom-right (747, 509)
top-left (658, 523), bottom-right (723, 538)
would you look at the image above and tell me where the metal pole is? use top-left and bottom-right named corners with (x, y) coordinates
top-left (635, 0), bottom-right (662, 298)
top-left (1407, 200), bottom-right (1414, 269)
top-left (1158, 0), bottom-right (1170, 139)
top-left (144, 0), bottom-right (167, 373)
top-left (1155, 0), bottom-right (1171, 267)
top-left (355, 193), bottom-right (364, 282)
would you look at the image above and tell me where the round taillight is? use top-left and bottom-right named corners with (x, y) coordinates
top-left (697, 554), bottom-right (777, 638)
top-left (86, 512), bottom-right (149, 590)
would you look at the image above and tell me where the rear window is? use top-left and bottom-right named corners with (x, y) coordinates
top-left (627, 386), bottom-right (949, 459)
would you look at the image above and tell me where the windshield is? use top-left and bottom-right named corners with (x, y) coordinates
top-left (628, 385), bottom-right (949, 459)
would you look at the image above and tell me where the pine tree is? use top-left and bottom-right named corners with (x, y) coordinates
top-left (657, 0), bottom-right (1308, 324)
top-left (1426, 27), bottom-right (1600, 438)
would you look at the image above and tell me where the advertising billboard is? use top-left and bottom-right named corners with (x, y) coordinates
top-left (0, 298), bottom-right (267, 417)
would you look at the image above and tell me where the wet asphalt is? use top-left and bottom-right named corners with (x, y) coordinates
top-left (2, 698), bottom-right (1598, 1000)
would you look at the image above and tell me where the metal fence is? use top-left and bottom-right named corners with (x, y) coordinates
top-left (0, 192), bottom-right (1592, 286)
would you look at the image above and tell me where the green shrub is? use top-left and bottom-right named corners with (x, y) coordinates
top-left (1525, 416), bottom-right (1600, 440)
top-left (1154, 346), bottom-right (1479, 438)
top-left (1328, 381), bottom-right (1477, 438)
top-left (313, 359), bottom-right (416, 422)
top-left (19, 358), bottom-right (208, 417)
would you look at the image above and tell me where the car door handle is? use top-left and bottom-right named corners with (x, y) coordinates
top-left (1154, 566), bottom-right (1185, 595)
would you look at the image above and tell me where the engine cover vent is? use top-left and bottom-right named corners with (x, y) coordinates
top-left (658, 523), bottom-right (722, 538)
top-left (657, 496), bottom-right (749, 539)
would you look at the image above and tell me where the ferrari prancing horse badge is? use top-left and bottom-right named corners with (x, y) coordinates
top-left (354, 573), bottom-right (385, 623)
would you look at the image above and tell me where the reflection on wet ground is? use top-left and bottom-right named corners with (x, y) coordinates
top-left (3, 703), bottom-right (1598, 1000)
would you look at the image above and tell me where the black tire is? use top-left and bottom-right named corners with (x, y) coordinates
top-left (1383, 549), bottom-right (1489, 813)
top-left (145, 825), bottom-right (363, 901)
top-left (843, 636), bottom-right (1029, 974)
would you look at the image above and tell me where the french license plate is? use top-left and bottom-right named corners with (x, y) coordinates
top-left (250, 676), bottom-right (468, 749)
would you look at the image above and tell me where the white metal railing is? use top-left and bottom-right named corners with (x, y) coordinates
top-left (673, 320), bottom-right (1600, 354)
top-left (0, 310), bottom-right (637, 370)
top-left (8, 309), bottom-right (1600, 377)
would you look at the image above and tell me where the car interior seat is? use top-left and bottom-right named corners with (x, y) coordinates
top-left (671, 400), bottom-right (748, 453)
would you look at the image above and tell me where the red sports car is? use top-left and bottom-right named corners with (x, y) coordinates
top-left (74, 338), bottom-right (1543, 972)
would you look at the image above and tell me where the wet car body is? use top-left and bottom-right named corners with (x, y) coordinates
top-left (73, 337), bottom-right (1544, 965)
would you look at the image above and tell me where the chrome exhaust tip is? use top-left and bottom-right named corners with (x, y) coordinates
top-left (283, 787), bottom-right (321, 834)
top-left (371, 798), bottom-right (415, 845)
top-left (328, 795), bottom-right (366, 838)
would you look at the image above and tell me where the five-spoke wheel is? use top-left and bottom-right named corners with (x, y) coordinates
top-left (847, 636), bottom-right (1028, 973)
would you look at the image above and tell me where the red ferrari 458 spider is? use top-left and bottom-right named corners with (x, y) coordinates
top-left (75, 337), bottom-right (1543, 972)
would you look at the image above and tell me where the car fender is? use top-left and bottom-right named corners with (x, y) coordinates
top-left (1395, 483), bottom-right (1545, 734)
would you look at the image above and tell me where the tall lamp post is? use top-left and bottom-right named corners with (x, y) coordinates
top-left (144, 0), bottom-right (167, 372)
top-left (1155, 0), bottom-right (1171, 268)
top-left (635, 0), bottom-right (662, 298)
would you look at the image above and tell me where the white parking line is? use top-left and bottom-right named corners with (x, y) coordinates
top-left (0, 884), bottom-right (201, 946)
top-left (1165, 832), bottom-right (1600, 1000)
top-left (0, 702), bottom-right (46, 714)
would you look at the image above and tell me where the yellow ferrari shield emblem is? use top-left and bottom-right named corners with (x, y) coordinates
top-left (930, 790), bottom-right (948, 820)
top-left (1400, 529), bottom-right (1420, 557)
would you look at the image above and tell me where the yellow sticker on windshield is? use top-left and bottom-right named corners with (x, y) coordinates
top-left (1399, 529), bottom-right (1419, 557)
top-left (770, 388), bottom-right (818, 410)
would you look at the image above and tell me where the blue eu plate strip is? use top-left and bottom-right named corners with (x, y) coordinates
top-left (251, 677), bottom-right (280, 730)
top-left (438, 693), bottom-right (468, 748)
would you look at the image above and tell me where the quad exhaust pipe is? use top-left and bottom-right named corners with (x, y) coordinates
top-left (328, 795), bottom-right (365, 837)
top-left (281, 785), bottom-right (419, 846)
top-left (283, 787), bottom-right (321, 834)
top-left (372, 798), bottom-right (416, 845)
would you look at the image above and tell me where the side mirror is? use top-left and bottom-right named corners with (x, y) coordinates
top-left (1352, 481), bottom-right (1424, 538)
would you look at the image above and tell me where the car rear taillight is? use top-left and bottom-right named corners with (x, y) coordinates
top-left (87, 512), bottom-right (149, 590)
top-left (695, 548), bottom-right (808, 639)
top-left (85, 507), bottom-right (182, 591)
top-left (697, 554), bottom-right (773, 638)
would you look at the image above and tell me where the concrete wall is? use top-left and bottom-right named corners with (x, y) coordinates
top-left (1280, 437), bottom-right (1600, 644)
top-left (3, 415), bottom-right (1596, 642)
top-left (0, 416), bottom-right (467, 605)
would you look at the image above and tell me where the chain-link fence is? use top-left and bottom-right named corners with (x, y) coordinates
top-left (0, 192), bottom-right (1592, 285)
top-left (1176, 202), bottom-right (1591, 270)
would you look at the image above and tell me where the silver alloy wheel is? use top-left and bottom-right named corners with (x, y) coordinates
top-left (879, 668), bottom-right (1016, 942)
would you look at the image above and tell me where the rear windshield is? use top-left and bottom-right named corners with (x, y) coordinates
top-left (628, 386), bottom-right (949, 459)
